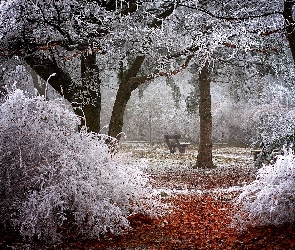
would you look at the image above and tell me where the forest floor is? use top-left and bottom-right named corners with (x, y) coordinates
top-left (1, 142), bottom-right (295, 249)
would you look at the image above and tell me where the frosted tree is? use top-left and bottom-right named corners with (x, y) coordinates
top-left (119, 0), bottom-right (293, 167)
top-left (0, 0), bottom-right (185, 136)
top-left (171, 0), bottom-right (295, 168)
top-left (0, 0), bottom-right (109, 131)
top-left (1, 0), bottom-right (295, 166)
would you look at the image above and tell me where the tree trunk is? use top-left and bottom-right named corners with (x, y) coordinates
top-left (283, 1), bottom-right (295, 64)
top-left (108, 82), bottom-right (134, 139)
top-left (195, 61), bottom-right (214, 169)
top-left (25, 51), bottom-right (101, 133)
top-left (80, 51), bottom-right (101, 132)
top-left (108, 55), bottom-right (145, 139)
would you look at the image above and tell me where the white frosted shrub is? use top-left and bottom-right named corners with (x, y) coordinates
top-left (0, 89), bottom-right (152, 242)
top-left (235, 148), bottom-right (295, 227)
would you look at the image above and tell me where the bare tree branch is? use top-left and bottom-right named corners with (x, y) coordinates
top-left (178, 3), bottom-right (283, 21)
top-left (129, 54), bottom-right (194, 86)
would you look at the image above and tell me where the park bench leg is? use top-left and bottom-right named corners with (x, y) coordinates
top-left (179, 146), bottom-right (185, 153)
top-left (169, 146), bottom-right (176, 153)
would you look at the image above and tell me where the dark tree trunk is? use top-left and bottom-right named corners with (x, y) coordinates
top-left (108, 82), bottom-right (134, 139)
top-left (283, 1), bottom-right (295, 63)
top-left (80, 52), bottom-right (101, 132)
top-left (25, 51), bottom-right (101, 132)
top-left (108, 55), bottom-right (145, 139)
top-left (195, 62), bottom-right (214, 169)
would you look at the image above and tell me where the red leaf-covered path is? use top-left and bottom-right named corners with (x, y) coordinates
top-left (54, 194), bottom-right (295, 250)
top-left (1, 193), bottom-right (294, 249)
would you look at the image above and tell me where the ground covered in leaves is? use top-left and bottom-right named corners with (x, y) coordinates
top-left (1, 143), bottom-right (294, 249)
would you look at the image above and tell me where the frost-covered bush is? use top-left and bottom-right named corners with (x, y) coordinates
top-left (255, 133), bottom-right (295, 167)
top-left (235, 148), bottom-right (295, 227)
top-left (0, 89), bottom-right (153, 242)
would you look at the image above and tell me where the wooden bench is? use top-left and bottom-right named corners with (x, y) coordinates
top-left (164, 134), bottom-right (190, 153)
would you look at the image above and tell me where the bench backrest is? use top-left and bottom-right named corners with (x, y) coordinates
top-left (164, 134), bottom-right (181, 146)
top-left (164, 134), bottom-right (181, 142)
